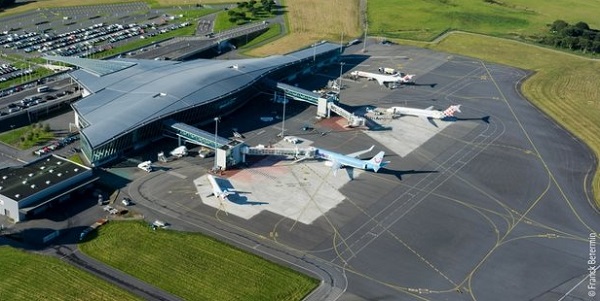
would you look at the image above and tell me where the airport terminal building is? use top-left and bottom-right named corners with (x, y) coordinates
top-left (47, 42), bottom-right (341, 166)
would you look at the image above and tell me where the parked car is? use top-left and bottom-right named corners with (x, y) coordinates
top-left (121, 197), bottom-right (132, 206)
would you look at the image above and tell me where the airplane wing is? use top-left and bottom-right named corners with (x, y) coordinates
top-left (331, 160), bottom-right (342, 176)
top-left (346, 145), bottom-right (374, 158)
top-left (345, 167), bottom-right (355, 180)
top-left (427, 117), bottom-right (439, 127)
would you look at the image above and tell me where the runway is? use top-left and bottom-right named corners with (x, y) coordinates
top-left (125, 42), bottom-right (599, 300)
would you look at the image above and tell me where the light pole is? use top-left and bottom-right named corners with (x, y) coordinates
top-left (338, 62), bottom-right (345, 93)
top-left (213, 117), bottom-right (219, 171)
top-left (281, 92), bottom-right (286, 138)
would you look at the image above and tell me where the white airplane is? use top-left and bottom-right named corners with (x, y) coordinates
top-left (206, 174), bottom-right (259, 205)
top-left (312, 145), bottom-right (390, 179)
top-left (350, 70), bottom-right (415, 86)
top-left (386, 105), bottom-right (461, 120)
top-left (206, 174), bottom-right (234, 202)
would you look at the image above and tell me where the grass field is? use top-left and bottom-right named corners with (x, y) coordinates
top-left (246, 0), bottom-right (361, 56)
top-left (367, 0), bottom-right (600, 41)
top-left (0, 124), bottom-right (55, 150)
top-left (80, 221), bottom-right (319, 301)
top-left (0, 246), bottom-right (140, 301)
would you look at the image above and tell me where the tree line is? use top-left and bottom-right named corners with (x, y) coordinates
top-left (539, 20), bottom-right (600, 54)
top-left (228, 0), bottom-right (276, 24)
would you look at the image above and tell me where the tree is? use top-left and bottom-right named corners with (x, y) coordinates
top-left (550, 20), bottom-right (569, 33)
top-left (579, 38), bottom-right (592, 53)
top-left (44, 123), bottom-right (51, 132)
top-left (592, 41), bottom-right (600, 53)
top-left (575, 21), bottom-right (590, 31)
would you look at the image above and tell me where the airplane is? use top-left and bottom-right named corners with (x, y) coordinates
top-left (206, 174), bottom-right (234, 202)
top-left (206, 174), bottom-right (262, 205)
top-left (350, 70), bottom-right (415, 86)
top-left (312, 145), bottom-right (390, 180)
top-left (386, 105), bottom-right (461, 120)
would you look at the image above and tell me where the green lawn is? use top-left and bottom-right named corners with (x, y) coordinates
top-left (0, 125), bottom-right (55, 150)
top-left (0, 246), bottom-right (140, 301)
top-left (80, 221), bottom-right (318, 301)
top-left (368, 0), bottom-right (600, 41)
top-left (239, 23), bottom-right (282, 51)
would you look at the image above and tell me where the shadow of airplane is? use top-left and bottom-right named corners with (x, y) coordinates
top-left (378, 168), bottom-right (439, 181)
top-left (444, 116), bottom-right (490, 124)
top-left (403, 82), bottom-right (437, 88)
top-left (228, 194), bottom-right (269, 206)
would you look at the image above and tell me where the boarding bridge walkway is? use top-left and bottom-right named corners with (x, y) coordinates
top-left (163, 120), bottom-right (230, 149)
top-left (241, 145), bottom-right (317, 161)
top-left (275, 82), bottom-right (366, 127)
top-left (328, 102), bottom-right (366, 127)
top-left (275, 82), bottom-right (321, 106)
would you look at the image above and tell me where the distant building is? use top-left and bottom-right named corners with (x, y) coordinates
top-left (46, 42), bottom-right (341, 166)
top-left (0, 155), bottom-right (96, 222)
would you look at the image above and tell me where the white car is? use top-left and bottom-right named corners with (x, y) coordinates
top-left (121, 198), bottom-right (131, 206)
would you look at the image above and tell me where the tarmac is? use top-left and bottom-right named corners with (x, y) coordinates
top-left (123, 41), bottom-right (600, 300)
top-left (1, 39), bottom-right (599, 301)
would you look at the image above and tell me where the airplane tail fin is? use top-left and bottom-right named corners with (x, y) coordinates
top-left (368, 151), bottom-right (388, 172)
top-left (442, 105), bottom-right (461, 117)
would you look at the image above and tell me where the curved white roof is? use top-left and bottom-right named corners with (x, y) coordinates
top-left (57, 42), bottom-right (340, 148)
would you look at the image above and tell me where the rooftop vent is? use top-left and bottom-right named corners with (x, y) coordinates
top-left (57, 161), bottom-right (62, 165)
top-left (46, 180), bottom-right (51, 185)
top-left (2, 175), bottom-right (7, 180)
top-left (74, 168), bottom-right (79, 172)
top-left (28, 173), bottom-right (34, 177)
top-left (30, 184), bottom-right (36, 189)
top-left (57, 173), bottom-right (62, 177)
top-left (22, 180), bottom-right (27, 185)
top-left (0, 186), bottom-right (3, 191)
top-left (40, 166), bottom-right (45, 170)
top-left (14, 194), bottom-right (20, 198)
top-left (49, 169), bottom-right (54, 173)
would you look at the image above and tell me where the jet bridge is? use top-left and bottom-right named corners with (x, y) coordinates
top-left (275, 82), bottom-right (365, 127)
top-left (163, 120), bottom-right (244, 170)
top-left (240, 145), bottom-right (316, 163)
top-left (163, 120), bottom-right (230, 149)
top-left (327, 102), bottom-right (366, 127)
top-left (276, 82), bottom-right (321, 106)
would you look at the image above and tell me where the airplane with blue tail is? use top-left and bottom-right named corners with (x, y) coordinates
top-left (312, 145), bottom-right (389, 180)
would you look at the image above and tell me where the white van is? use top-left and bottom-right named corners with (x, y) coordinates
top-left (284, 136), bottom-right (300, 144)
